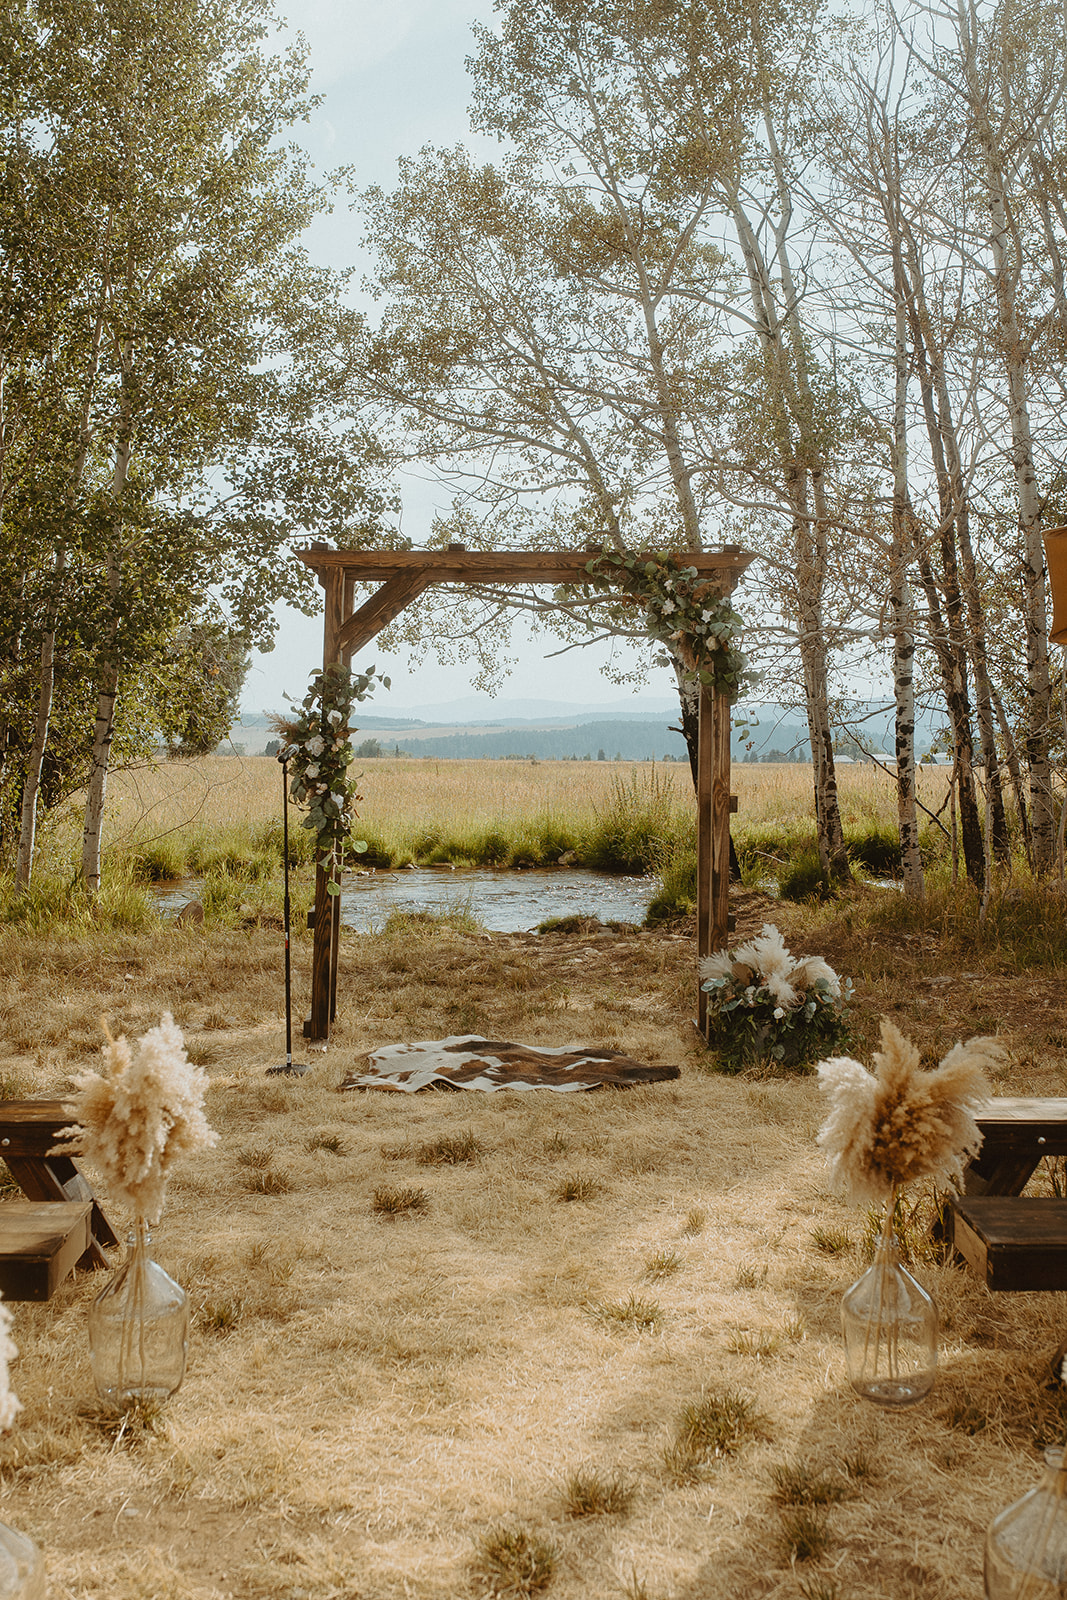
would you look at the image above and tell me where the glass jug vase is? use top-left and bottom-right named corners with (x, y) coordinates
top-left (841, 1197), bottom-right (937, 1408)
top-left (986, 1446), bottom-right (1067, 1598)
top-left (0, 1519), bottom-right (45, 1598)
top-left (88, 1220), bottom-right (189, 1408)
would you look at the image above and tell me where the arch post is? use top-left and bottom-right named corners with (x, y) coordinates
top-left (303, 565), bottom-right (345, 1044)
top-left (696, 685), bottom-right (734, 1035)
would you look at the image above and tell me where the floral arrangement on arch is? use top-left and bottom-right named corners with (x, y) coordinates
top-left (584, 548), bottom-right (749, 701)
top-left (700, 923), bottom-right (852, 1072)
top-left (269, 662), bottom-right (388, 876)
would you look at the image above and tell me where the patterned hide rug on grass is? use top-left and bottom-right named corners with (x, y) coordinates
top-left (338, 1036), bottom-right (680, 1092)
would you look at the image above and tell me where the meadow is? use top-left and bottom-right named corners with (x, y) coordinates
top-left (6, 754), bottom-right (956, 936)
top-left (94, 753), bottom-right (949, 875)
top-left (1, 884), bottom-right (1066, 1599)
top-left (1, 756), bottom-right (1065, 1599)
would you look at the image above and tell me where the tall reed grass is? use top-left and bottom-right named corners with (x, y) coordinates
top-left (3, 754), bottom-right (963, 932)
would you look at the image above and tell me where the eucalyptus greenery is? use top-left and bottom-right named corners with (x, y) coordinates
top-left (270, 664), bottom-right (388, 882)
top-left (584, 550), bottom-right (748, 700)
top-left (700, 925), bottom-right (853, 1074)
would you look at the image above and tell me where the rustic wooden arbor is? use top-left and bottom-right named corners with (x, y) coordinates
top-left (296, 544), bottom-right (754, 1042)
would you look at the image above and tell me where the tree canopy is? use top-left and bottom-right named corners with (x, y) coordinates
top-left (1, 0), bottom-right (395, 885)
top-left (347, 0), bottom-right (1067, 891)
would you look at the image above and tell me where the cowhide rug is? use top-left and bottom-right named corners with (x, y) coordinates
top-left (337, 1035), bottom-right (680, 1093)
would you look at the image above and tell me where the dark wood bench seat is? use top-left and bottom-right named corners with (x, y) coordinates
top-left (948, 1196), bottom-right (1067, 1291)
top-left (0, 1099), bottom-right (117, 1267)
top-left (0, 1201), bottom-right (93, 1300)
top-left (966, 1097), bottom-right (1067, 1196)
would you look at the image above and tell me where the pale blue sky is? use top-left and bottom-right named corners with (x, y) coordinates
top-left (242, 0), bottom-right (682, 713)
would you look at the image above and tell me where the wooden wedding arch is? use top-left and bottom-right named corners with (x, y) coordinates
top-left (296, 543), bottom-right (755, 1043)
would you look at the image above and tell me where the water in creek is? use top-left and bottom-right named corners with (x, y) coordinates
top-left (155, 867), bottom-right (657, 933)
top-left (339, 866), bottom-right (655, 933)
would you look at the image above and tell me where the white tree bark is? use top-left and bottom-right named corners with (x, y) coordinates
top-left (890, 293), bottom-right (924, 898)
top-left (81, 341), bottom-right (133, 891)
top-left (14, 551), bottom-right (64, 892)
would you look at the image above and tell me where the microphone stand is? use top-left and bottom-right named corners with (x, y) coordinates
top-left (267, 750), bottom-right (309, 1076)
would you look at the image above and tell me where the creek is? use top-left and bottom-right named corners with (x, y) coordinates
top-left (155, 866), bottom-right (658, 933)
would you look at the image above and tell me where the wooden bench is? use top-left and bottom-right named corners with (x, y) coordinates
top-left (0, 1100), bottom-right (117, 1268)
top-left (948, 1196), bottom-right (1067, 1292)
top-left (0, 1201), bottom-right (93, 1301)
top-left (963, 1097), bottom-right (1067, 1197)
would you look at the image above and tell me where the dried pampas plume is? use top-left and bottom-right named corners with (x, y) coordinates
top-left (0, 1297), bottom-right (21, 1433)
top-left (816, 1019), bottom-right (1000, 1205)
top-left (53, 1012), bottom-right (216, 1223)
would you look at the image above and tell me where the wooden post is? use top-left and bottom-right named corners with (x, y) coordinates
top-left (712, 685), bottom-right (732, 958)
top-left (696, 684), bottom-right (714, 1034)
top-left (696, 685), bottom-right (733, 1035)
top-left (305, 567), bottom-right (346, 1044)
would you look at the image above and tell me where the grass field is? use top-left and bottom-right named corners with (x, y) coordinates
top-left (0, 752), bottom-right (981, 935)
top-left (0, 885), bottom-right (1064, 1599)
top-left (80, 754), bottom-right (951, 887)
top-left (90, 753), bottom-right (949, 862)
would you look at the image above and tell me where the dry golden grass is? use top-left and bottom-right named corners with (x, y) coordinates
top-left (95, 753), bottom-right (945, 851)
top-left (100, 755), bottom-right (692, 844)
top-left (0, 887), bottom-right (1063, 1599)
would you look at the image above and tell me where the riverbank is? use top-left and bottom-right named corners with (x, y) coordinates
top-left (5, 755), bottom-right (960, 934)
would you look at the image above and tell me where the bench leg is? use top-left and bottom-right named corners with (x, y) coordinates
top-left (4, 1156), bottom-right (117, 1268)
top-left (964, 1154), bottom-right (1043, 1197)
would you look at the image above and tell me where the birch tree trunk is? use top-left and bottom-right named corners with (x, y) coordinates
top-left (80, 553), bottom-right (122, 892)
top-left (956, 515), bottom-right (1009, 859)
top-left (14, 549), bottom-right (65, 891)
top-left (898, 231), bottom-right (985, 885)
top-left (911, 525), bottom-right (985, 886)
top-left (729, 192), bottom-right (849, 882)
top-left (890, 293), bottom-right (924, 898)
top-left (15, 258), bottom-right (105, 887)
top-left (952, 0), bottom-right (1058, 869)
top-left (81, 342), bottom-right (133, 891)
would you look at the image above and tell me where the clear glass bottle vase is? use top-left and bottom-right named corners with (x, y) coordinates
top-left (986, 1446), bottom-right (1067, 1598)
top-left (841, 1193), bottom-right (937, 1408)
top-left (0, 1519), bottom-right (45, 1598)
top-left (88, 1219), bottom-right (189, 1409)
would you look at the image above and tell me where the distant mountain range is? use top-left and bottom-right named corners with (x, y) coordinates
top-left (228, 696), bottom-right (945, 761)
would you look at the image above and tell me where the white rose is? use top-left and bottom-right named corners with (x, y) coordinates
top-left (306, 734), bottom-right (325, 756)
top-left (305, 763), bottom-right (320, 778)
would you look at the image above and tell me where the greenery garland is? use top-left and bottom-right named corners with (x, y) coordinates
top-left (584, 548), bottom-right (748, 700)
top-left (269, 663), bottom-right (388, 886)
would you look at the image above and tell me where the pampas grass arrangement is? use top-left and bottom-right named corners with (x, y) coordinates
top-left (816, 1020), bottom-right (998, 1206)
top-left (55, 1014), bottom-right (216, 1410)
top-left (55, 1012), bottom-right (216, 1223)
top-left (0, 1296), bottom-right (46, 1596)
top-left (816, 1020), bottom-right (999, 1409)
top-left (700, 923), bottom-right (852, 1072)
